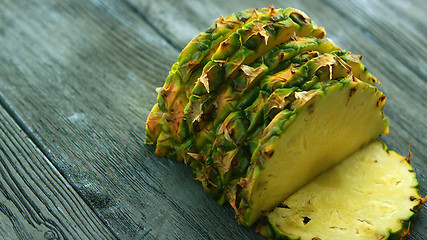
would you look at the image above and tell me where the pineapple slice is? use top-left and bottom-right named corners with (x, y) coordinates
top-left (258, 141), bottom-right (425, 240)
top-left (236, 80), bottom-right (388, 226)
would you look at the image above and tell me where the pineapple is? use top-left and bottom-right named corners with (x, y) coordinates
top-left (257, 141), bottom-right (426, 240)
top-left (145, 6), bottom-right (425, 239)
top-left (233, 80), bottom-right (388, 226)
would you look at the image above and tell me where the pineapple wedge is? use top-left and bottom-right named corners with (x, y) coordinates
top-left (234, 80), bottom-right (388, 226)
top-left (258, 141), bottom-right (425, 240)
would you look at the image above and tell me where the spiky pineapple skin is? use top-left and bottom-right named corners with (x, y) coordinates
top-left (145, 8), bottom-right (257, 157)
top-left (174, 7), bottom-right (328, 164)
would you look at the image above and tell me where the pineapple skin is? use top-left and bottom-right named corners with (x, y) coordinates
top-left (145, 8), bottom-right (256, 154)
top-left (148, 7), bottom-right (327, 162)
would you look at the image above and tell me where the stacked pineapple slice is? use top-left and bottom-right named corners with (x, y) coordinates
top-left (145, 7), bottom-right (425, 239)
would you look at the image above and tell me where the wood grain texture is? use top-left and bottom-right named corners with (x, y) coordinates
top-left (0, 0), bottom-right (262, 239)
top-left (0, 104), bottom-right (116, 239)
top-left (0, 0), bottom-right (425, 239)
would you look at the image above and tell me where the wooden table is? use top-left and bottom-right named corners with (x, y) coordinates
top-left (1, 0), bottom-right (426, 239)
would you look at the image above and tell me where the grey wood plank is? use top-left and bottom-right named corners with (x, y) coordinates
top-left (0, 102), bottom-right (116, 239)
top-left (0, 0), bottom-right (263, 239)
top-left (0, 0), bottom-right (425, 239)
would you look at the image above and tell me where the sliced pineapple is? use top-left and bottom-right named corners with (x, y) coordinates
top-left (145, 6), bottom-right (425, 239)
top-left (236, 80), bottom-right (388, 226)
top-left (258, 141), bottom-right (425, 240)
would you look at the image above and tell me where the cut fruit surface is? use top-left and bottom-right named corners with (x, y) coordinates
top-left (238, 80), bottom-right (388, 226)
top-left (259, 141), bottom-right (424, 240)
